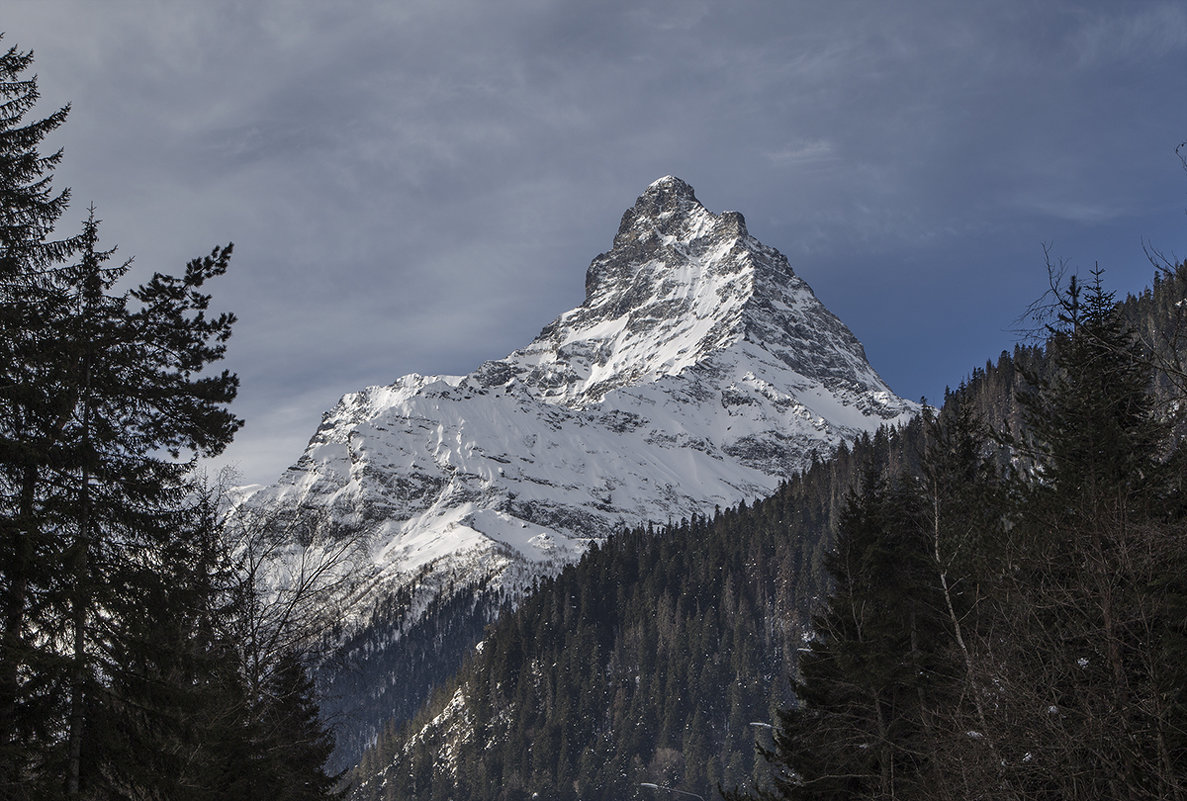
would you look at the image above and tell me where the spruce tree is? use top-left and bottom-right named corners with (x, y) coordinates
top-left (0, 36), bottom-right (245, 797)
top-left (0, 35), bottom-right (85, 795)
top-left (728, 462), bottom-right (949, 801)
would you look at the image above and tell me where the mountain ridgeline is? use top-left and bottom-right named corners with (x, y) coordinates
top-left (250, 177), bottom-right (916, 768)
top-left (348, 262), bottom-right (1187, 800)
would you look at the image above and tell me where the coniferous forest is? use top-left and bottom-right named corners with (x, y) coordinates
top-left (0, 40), bottom-right (341, 799)
top-left (731, 268), bottom-right (1187, 801)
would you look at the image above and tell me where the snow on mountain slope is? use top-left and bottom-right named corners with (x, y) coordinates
top-left (247, 177), bottom-right (919, 767)
top-left (248, 176), bottom-right (915, 614)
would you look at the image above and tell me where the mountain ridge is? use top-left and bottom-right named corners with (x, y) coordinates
top-left (245, 177), bottom-right (917, 765)
top-left (253, 176), bottom-right (912, 584)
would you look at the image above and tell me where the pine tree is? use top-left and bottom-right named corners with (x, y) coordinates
top-left (0, 35), bottom-right (85, 795)
top-left (729, 461), bottom-right (949, 801)
top-left (1, 36), bottom-right (244, 797)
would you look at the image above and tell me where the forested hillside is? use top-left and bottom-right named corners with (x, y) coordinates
top-left (318, 573), bottom-right (507, 773)
top-left (352, 427), bottom-right (871, 800)
top-left (350, 261), bottom-right (1187, 801)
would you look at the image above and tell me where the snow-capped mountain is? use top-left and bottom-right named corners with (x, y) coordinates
top-left (247, 176), bottom-right (916, 764)
top-left (253, 176), bottom-right (911, 588)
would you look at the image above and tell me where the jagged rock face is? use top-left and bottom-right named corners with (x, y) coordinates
top-left (478, 176), bottom-right (889, 411)
top-left (251, 175), bottom-right (914, 599)
top-left (491, 178), bottom-right (748, 405)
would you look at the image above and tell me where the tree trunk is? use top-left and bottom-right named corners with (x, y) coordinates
top-left (66, 358), bottom-right (92, 799)
top-left (0, 465), bottom-right (37, 783)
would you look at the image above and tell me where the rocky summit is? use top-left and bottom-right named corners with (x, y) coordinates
top-left (244, 176), bottom-right (916, 764)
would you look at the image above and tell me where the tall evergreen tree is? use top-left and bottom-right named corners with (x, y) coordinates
top-left (722, 461), bottom-right (952, 801)
top-left (0, 36), bottom-right (249, 798)
top-left (913, 394), bottom-right (1012, 798)
top-left (0, 35), bottom-right (86, 794)
top-left (257, 651), bottom-right (343, 800)
top-left (55, 214), bottom-right (240, 799)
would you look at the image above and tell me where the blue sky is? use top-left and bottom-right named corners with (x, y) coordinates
top-left (6, 1), bottom-right (1187, 485)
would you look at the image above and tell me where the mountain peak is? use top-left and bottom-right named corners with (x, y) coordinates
top-left (251, 179), bottom-right (916, 766)
top-left (644, 174), bottom-right (697, 199)
top-left (615, 175), bottom-right (702, 241)
top-left (475, 178), bottom-right (888, 411)
top-left (263, 172), bottom-right (915, 542)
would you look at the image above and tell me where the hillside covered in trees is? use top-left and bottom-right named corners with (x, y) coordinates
top-left (351, 261), bottom-right (1187, 800)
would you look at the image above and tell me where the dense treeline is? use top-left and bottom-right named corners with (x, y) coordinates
top-left (351, 258), bottom-right (1187, 800)
top-left (736, 268), bottom-right (1187, 800)
top-left (0, 39), bottom-right (340, 798)
top-left (319, 573), bottom-right (508, 773)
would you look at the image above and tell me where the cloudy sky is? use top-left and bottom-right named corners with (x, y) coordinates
top-left (6, 1), bottom-right (1187, 486)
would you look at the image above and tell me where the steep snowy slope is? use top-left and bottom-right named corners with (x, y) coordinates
top-left (246, 176), bottom-right (916, 763)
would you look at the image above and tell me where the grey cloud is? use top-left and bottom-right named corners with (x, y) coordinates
top-left (4, 1), bottom-right (1185, 484)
